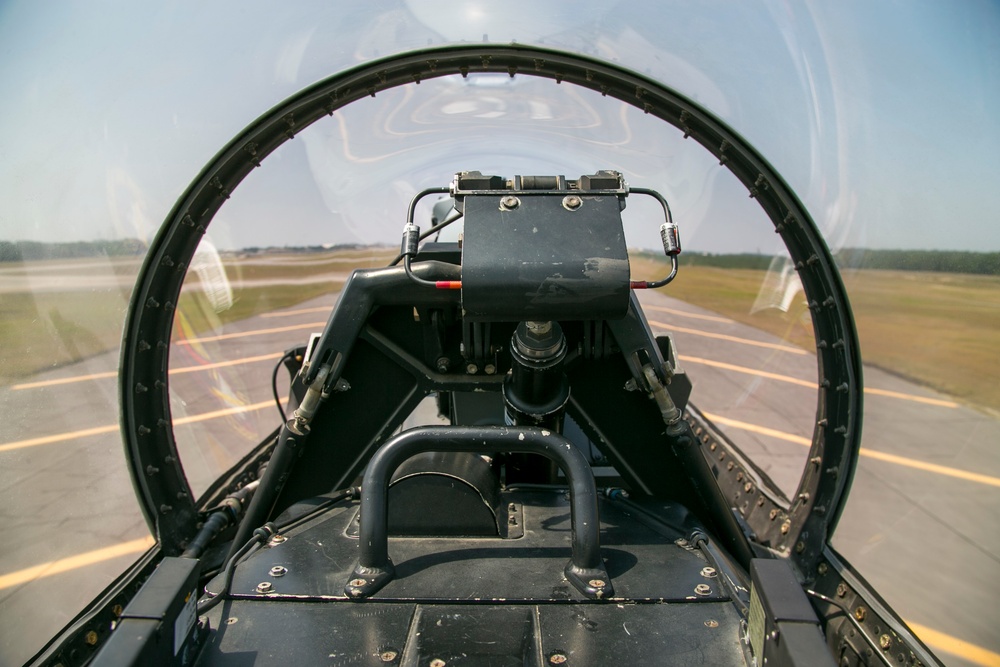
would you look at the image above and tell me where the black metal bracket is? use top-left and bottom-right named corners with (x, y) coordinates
top-left (345, 425), bottom-right (612, 600)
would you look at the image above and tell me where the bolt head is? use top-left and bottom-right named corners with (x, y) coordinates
top-left (501, 195), bottom-right (520, 209)
top-left (380, 650), bottom-right (398, 662)
top-left (879, 634), bottom-right (892, 650)
top-left (269, 566), bottom-right (287, 577)
top-left (84, 631), bottom-right (98, 646)
top-left (694, 584), bottom-right (712, 596)
top-left (780, 519), bottom-right (791, 534)
top-left (854, 606), bottom-right (867, 622)
top-left (700, 567), bottom-right (717, 578)
top-left (837, 583), bottom-right (848, 597)
top-left (588, 579), bottom-right (606, 588)
top-left (256, 582), bottom-right (273, 593)
top-left (484, 364), bottom-right (496, 375)
top-left (817, 563), bottom-right (829, 576)
top-left (562, 195), bottom-right (582, 210)
top-left (466, 363), bottom-right (478, 374)
top-left (549, 654), bottom-right (568, 665)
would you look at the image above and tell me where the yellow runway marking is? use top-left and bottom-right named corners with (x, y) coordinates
top-left (11, 352), bottom-right (284, 391)
top-left (680, 355), bottom-right (816, 389)
top-left (701, 412), bottom-right (1000, 488)
top-left (679, 355), bottom-right (958, 408)
top-left (641, 304), bottom-right (734, 324)
top-left (906, 621), bottom-right (1000, 667)
top-left (0, 399), bottom-right (276, 453)
top-left (650, 320), bottom-right (807, 355)
top-left (260, 305), bottom-right (333, 318)
top-left (177, 321), bottom-right (325, 345)
top-left (0, 536), bottom-right (154, 591)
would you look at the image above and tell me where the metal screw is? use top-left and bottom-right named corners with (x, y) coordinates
top-left (269, 566), bottom-right (287, 577)
top-left (256, 582), bottom-right (273, 593)
top-left (780, 519), bottom-right (791, 535)
top-left (769, 509), bottom-right (780, 521)
top-left (270, 534), bottom-right (287, 544)
top-left (757, 496), bottom-right (765, 507)
top-left (744, 482), bottom-right (753, 493)
top-left (694, 584), bottom-right (712, 596)
top-left (549, 654), bottom-right (567, 665)
top-left (501, 195), bottom-right (520, 210)
top-left (837, 583), bottom-right (848, 597)
top-left (562, 195), bottom-right (582, 210)
top-left (436, 357), bottom-right (450, 373)
top-left (704, 619), bottom-right (719, 628)
top-left (466, 363), bottom-right (478, 374)
top-left (700, 567), bottom-right (717, 578)
top-left (484, 364), bottom-right (496, 375)
top-left (380, 650), bottom-right (398, 662)
top-left (430, 660), bottom-right (447, 667)
top-left (588, 579), bottom-right (606, 588)
top-left (735, 471), bottom-right (743, 481)
top-left (817, 563), bottom-right (829, 576)
top-left (710, 442), bottom-right (717, 451)
top-left (226, 617), bottom-right (238, 625)
top-left (879, 634), bottom-right (891, 651)
top-left (350, 578), bottom-right (367, 588)
top-left (854, 606), bottom-right (867, 622)
top-left (795, 541), bottom-right (805, 553)
top-left (84, 631), bottom-right (98, 646)
top-left (726, 461), bottom-right (734, 471)
top-left (111, 604), bottom-right (124, 617)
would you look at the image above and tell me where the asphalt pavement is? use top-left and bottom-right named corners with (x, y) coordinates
top-left (0, 287), bottom-right (997, 667)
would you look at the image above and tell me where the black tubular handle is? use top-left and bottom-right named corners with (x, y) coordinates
top-left (345, 425), bottom-right (613, 599)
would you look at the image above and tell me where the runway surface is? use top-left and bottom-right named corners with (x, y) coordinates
top-left (0, 288), bottom-right (997, 667)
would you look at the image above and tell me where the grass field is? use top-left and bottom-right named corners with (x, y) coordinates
top-left (631, 255), bottom-right (1000, 412)
top-left (3, 250), bottom-right (999, 412)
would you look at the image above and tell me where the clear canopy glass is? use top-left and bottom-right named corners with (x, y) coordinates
top-left (1, 3), bottom-right (997, 666)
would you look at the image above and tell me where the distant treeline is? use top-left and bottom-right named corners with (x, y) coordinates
top-left (833, 248), bottom-right (999, 275)
top-left (645, 249), bottom-right (999, 275)
top-left (4, 240), bottom-right (998, 275)
top-left (0, 239), bottom-right (147, 262)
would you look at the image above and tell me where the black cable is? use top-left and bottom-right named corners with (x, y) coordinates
top-left (197, 523), bottom-right (277, 614)
top-left (274, 487), bottom-right (359, 533)
top-left (271, 350), bottom-right (296, 422)
top-left (404, 253), bottom-right (440, 287)
top-left (806, 589), bottom-right (895, 667)
top-left (388, 208), bottom-right (464, 267)
top-left (629, 187), bottom-right (681, 289)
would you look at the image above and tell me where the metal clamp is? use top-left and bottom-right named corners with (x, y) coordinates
top-left (345, 425), bottom-right (612, 600)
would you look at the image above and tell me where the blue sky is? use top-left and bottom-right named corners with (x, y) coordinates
top-left (0, 1), bottom-right (997, 253)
